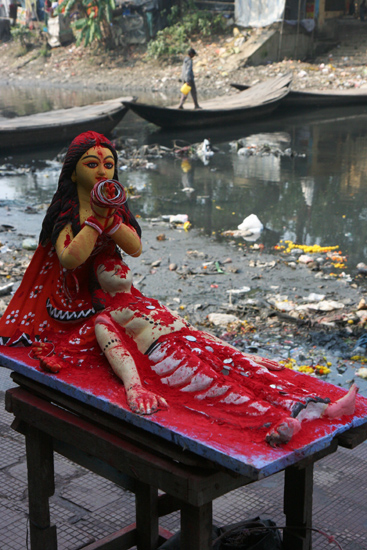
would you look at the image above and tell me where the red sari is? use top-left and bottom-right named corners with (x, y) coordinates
top-left (0, 237), bottom-right (114, 347)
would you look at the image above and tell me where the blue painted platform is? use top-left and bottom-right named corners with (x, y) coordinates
top-left (1, 346), bottom-right (367, 480)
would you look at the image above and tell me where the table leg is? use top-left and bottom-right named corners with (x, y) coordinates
top-left (283, 463), bottom-right (313, 550)
top-left (181, 502), bottom-right (213, 550)
top-left (25, 425), bottom-right (57, 550)
top-left (135, 480), bottom-right (159, 549)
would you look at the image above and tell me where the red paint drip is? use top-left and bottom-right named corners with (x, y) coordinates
top-left (64, 234), bottom-right (71, 248)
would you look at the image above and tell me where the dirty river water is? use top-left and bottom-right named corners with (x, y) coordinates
top-left (1, 86), bottom-right (367, 274)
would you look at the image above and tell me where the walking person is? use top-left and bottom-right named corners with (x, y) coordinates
top-left (360, 0), bottom-right (366, 20)
top-left (178, 47), bottom-right (201, 110)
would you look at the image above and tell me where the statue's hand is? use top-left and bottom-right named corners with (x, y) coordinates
top-left (244, 353), bottom-right (284, 371)
top-left (126, 384), bottom-right (168, 415)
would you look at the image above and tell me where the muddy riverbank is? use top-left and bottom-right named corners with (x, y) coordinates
top-left (1, 205), bottom-right (367, 395)
top-left (1, 26), bottom-right (367, 100)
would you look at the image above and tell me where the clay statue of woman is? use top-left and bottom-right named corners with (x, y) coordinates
top-left (0, 131), bottom-right (358, 448)
top-left (0, 131), bottom-right (142, 347)
top-left (31, 251), bottom-right (358, 447)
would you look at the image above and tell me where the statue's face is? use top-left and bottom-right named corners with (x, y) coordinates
top-left (97, 259), bottom-right (133, 295)
top-left (72, 146), bottom-right (115, 191)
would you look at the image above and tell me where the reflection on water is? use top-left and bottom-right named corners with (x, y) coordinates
top-left (0, 85), bottom-right (120, 119)
top-left (1, 86), bottom-right (367, 271)
top-left (0, 84), bottom-right (178, 119)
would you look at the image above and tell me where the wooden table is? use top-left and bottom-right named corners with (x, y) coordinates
top-left (5, 371), bottom-right (367, 550)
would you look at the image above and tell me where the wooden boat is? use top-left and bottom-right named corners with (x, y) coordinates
top-left (123, 73), bottom-right (292, 129)
top-left (230, 82), bottom-right (367, 109)
top-left (0, 97), bottom-right (134, 150)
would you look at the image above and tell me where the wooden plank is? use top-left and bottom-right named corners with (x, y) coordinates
top-left (181, 501), bottom-right (213, 550)
top-left (54, 439), bottom-right (137, 492)
top-left (283, 464), bottom-right (313, 550)
top-left (158, 493), bottom-right (181, 516)
top-left (25, 426), bottom-right (57, 550)
top-left (7, 387), bottom-right (247, 506)
top-left (78, 525), bottom-right (172, 550)
top-left (79, 524), bottom-right (137, 550)
top-left (11, 372), bottom-right (211, 469)
top-left (135, 481), bottom-right (159, 549)
top-left (337, 423), bottom-right (367, 448)
top-left (5, 348), bottom-right (367, 480)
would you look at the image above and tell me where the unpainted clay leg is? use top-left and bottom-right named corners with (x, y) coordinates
top-left (325, 383), bottom-right (358, 419)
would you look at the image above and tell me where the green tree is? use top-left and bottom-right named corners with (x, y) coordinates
top-left (56, 0), bottom-right (115, 47)
top-left (147, 1), bottom-right (227, 59)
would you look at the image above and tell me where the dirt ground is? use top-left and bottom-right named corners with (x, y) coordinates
top-left (1, 26), bottom-right (367, 96)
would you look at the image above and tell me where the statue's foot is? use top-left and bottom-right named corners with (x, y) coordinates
top-left (325, 383), bottom-right (358, 419)
top-left (265, 417), bottom-right (301, 447)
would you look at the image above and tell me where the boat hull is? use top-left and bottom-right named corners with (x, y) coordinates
top-left (124, 99), bottom-right (284, 129)
top-left (123, 74), bottom-right (292, 130)
top-left (231, 83), bottom-right (367, 109)
top-left (0, 97), bottom-right (133, 151)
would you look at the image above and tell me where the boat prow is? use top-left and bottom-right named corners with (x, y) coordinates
top-left (0, 96), bottom-right (136, 151)
top-left (231, 82), bottom-right (367, 109)
top-left (124, 73), bottom-right (292, 129)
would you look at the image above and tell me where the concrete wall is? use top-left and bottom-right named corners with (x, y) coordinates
top-left (246, 24), bottom-right (314, 65)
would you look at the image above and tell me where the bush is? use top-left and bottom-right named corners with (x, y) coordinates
top-left (147, 2), bottom-right (228, 59)
top-left (56, 0), bottom-right (115, 47)
top-left (11, 26), bottom-right (37, 55)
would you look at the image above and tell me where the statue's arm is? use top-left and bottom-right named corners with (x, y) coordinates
top-left (55, 223), bottom-right (101, 270)
top-left (109, 222), bottom-right (142, 257)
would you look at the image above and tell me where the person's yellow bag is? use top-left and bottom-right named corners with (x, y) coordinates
top-left (180, 83), bottom-right (191, 95)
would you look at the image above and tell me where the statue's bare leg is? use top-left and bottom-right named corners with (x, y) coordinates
top-left (266, 384), bottom-right (359, 446)
top-left (325, 383), bottom-right (358, 418)
top-left (95, 314), bottom-right (168, 415)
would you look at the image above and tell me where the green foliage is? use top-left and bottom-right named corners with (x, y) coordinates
top-left (39, 45), bottom-right (51, 58)
top-left (11, 26), bottom-right (32, 43)
top-left (11, 26), bottom-right (35, 54)
top-left (147, 2), bottom-right (228, 59)
top-left (56, 0), bottom-right (115, 47)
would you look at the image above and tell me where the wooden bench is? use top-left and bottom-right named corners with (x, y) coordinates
top-left (5, 371), bottom-right (367, 550)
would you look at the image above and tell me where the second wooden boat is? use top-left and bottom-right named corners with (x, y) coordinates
top-left (0, 96), bottom-right (135, 150)
top-left (230, 82), bottom-right (367, 109)
top-left (124, 74), bottom-right (292, 129)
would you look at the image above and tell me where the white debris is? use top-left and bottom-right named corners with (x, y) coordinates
top-left (238, 213), bottom-right (263, 234)
top-left (207, 313), bottom-right (241, 326)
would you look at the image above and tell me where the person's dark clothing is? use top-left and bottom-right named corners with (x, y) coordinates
top-left (178, 54), bottom-right (200, 109)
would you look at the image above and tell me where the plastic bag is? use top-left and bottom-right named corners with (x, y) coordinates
top-left (213, 517), bottom-right (282, 550)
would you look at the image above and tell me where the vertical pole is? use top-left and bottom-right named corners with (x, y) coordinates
top-left (283, 463), bottom-right (313, 550)
top-left (181, 502), bottom-right (213, 550)
top-left (25, 426), bottom-right (57, 550)
top-left (278, 1), bottom-right (286, 61)
top-left (295, 0), bottom-right (302, 59)
top-left (135, 480), bottom-right (159, 550)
